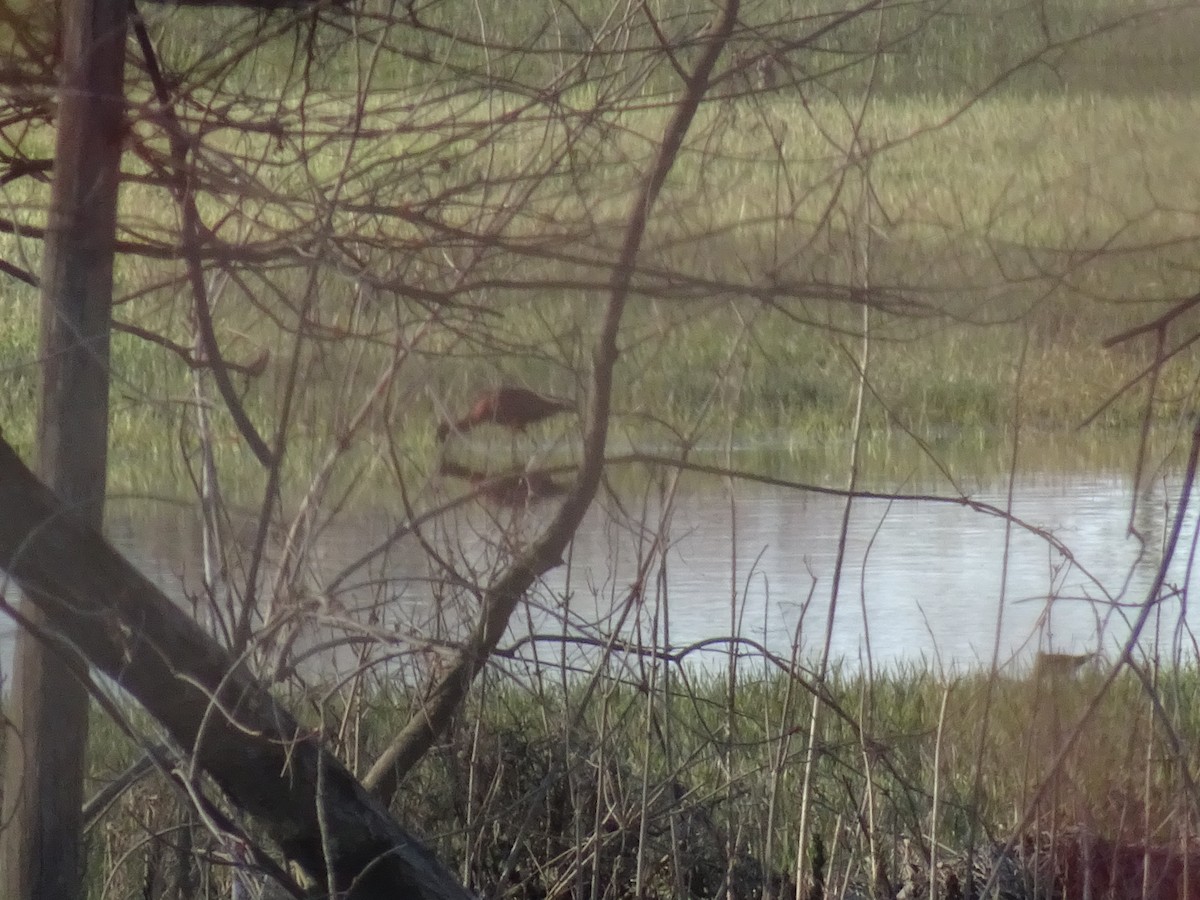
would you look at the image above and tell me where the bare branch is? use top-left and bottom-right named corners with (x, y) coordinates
top-left (0, 434), bottom-right (473, 900)
top-left (363, 0), bottom-right (743, 803)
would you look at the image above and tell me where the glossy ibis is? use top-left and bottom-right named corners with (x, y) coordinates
top-left (436, 387), bottom-right (573, 442)
top-left (438, 459), bottom-right (568, 506)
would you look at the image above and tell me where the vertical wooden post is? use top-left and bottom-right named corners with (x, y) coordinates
top-left (0, 1), bottom-right (126, 897)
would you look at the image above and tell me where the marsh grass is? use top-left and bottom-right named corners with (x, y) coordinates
top-left (134, 0), bottom-right (1200, 99)
top-left (4, 1), bottom-right (1200, 503)
top-left (58, 662), bottom-right (1200, 897)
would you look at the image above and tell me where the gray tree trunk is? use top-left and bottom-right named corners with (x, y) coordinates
top-left (0, 1), bottom-right (126, 897)
top-left (0, 437), bottom-right (474, 900)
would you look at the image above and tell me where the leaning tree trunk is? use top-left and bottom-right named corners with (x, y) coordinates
top-left (0, 1), bottom-right (126, 897)
top-left (0, 436), bottom-right (474, 900)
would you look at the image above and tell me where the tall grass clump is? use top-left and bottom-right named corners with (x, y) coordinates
top-left (59, 661), bottom-right (1200, 898)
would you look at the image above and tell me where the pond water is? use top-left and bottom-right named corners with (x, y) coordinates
top-left (1, 465), bottom-right (1197, 686)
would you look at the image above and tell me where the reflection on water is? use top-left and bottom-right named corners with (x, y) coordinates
top-left (2, 469), bottom-right (1197, 685)
top-left (633, 474), bottom-right (1191, 672)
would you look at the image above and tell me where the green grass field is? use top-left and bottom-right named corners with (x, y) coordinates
top-left (2, 4), bottom-right (1197, 505)
top-left (3, 77), bottom-right (1196, 502)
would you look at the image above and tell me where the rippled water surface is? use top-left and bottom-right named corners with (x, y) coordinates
top-left (2, 468), bottom-right (1197, 684)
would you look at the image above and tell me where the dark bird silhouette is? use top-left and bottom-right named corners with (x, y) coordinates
top-left (438, 459), bottom-right (568, 506)
top-left (436, 387), bottom-right (573, 442)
